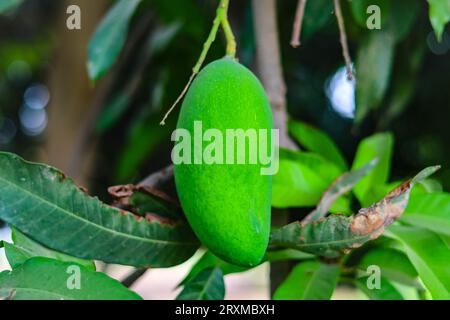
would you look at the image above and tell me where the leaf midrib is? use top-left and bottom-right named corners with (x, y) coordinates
top-left (0, 175), bottom-right (196, 247)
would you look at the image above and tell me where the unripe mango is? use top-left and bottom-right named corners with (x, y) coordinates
top-left (173, 57), bottom-right (273, 266)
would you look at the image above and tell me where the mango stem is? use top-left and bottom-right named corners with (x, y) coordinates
top-left (160, 0), bottom-right (236, 126)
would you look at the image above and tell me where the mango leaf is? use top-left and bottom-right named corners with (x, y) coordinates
top-left (273, 260), bottom-right (340, 300)
top-left (357, 248), bottom-right (420, 288)
top-left (428, 0), bottom-right (450, 41)
top-left (0, 0), bottom-right (23, 13)
top-left (386, 225), bottom-right (450, 300)
top-left (303, 159), bottom-right (378, 223)
top-left (355, 277), bottom-right (404, 300)
top-left (87, 0), bottom-right (143, 81)
top-left (108, 184), bottom-right (182, 220)
top-left (272, 150), bottom-right (346, 210)
top-left (0, 152), bottom-right (199, 267)
top-left (264, 249), bottom-right (313, 262)
top-left (270, 166), bottom-right (440, 258)
top-left (401, 193), bottom-right (450, 237)
top-left (4, 228), bottom-right (95, 270)
top-left (288, 120), bottom-right (347, 171)
top-left (177, 267), bottom-right (225, 300)
top-left (387, 0), bottom-right (420, 43)
top-left (355, 30), bottom-right (395, 122)
top-left (351, 133), bottom-right (394, 207)
top-left (179, 251), bottom-right (247, 287)
top-left (0, 257), bottom-right (142, 300)
top-left (301, 0), bottom-right (334, 41)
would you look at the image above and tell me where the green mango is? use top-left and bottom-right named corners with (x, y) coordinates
top-left (173, 57), bottom-right (274, 266)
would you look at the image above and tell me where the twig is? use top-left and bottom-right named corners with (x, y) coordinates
top-left (290, 0), bottom-right (308, 48)
top-left (252, 0), bottom-right (297, 149)
top-left (121, 268), bottom-right (149, 288)
top-left (160, 0), bottom-right (236, 126)
top-left (334, 0), bottom-right (353, 80)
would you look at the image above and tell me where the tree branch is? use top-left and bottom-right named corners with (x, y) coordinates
top-left (290, 0), bottom-right (308, 48)
top-left (334, 0), bottom-right (353, 80)
top-left (252, 0), bottom-right (297, 149)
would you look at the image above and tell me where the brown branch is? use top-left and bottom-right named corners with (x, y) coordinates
top-left (290, 0), bottom-right (308, 48)
top-left (252, 0), bottom-right (297, 150)
top-left (334, 0), bottom-right (353, 80)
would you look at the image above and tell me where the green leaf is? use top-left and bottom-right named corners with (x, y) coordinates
top-left (4, 228), bottom-right (95, 270)
top-left (179, 251), bottom-right (247, 287)
top-left (87, 0), bottom-right (143, 81)
top-left (301, 0), bottom-right (334, 41)
top-left (355, 276), bottom-right (404, 300)
top-left (0, 0), bottom-right (23, 14)
top-left (177, 267), bottom-right (225, 300)
top-left (270, 166), bottom-right (439, 258)
top-left (0, 152), bottom-right (199, 267)
top-left (273, 260), bottom-right (339, 300)
top-left (387, 0), bottom-right (420, 42)
top-left (428, 0), bottom-right (450, 41)
top-left (351, 133), bottom-right (394, 207)
top-left (358, 248), bottom-right (420, 288)
top-left (0, 257), bottom-right (142, 300)
top-left (288, 120), bottom-right (348, 171)
top-left (386, 225), bottom-right (450, 300)
top-left (401, 193), bottom-right (450, 237)
top-left (272, 150), bottom-right (345, 209)
top-left (355, 30), bottom-right (395, 122)
top-left (304, 159), bottom-right (378, 223)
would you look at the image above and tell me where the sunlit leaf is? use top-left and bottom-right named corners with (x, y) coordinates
top-left (273, 260), bottom-right (339, 300)
top-left (0, 152), bottom-right (199, 267)
top-left (386, 225), bottom-right (450, 300)
top-left (288, 120), bottom-right (347, 171)
top-left (177, 267), bottom-right (225, 300)
top-left (87, 0), bottom-right (143, 81)
top-left (272, 150), bottom-right (345, 209)
top-left (355, 276), bottom-right (404, 300)
top-left (0, 257), bottom-right (142, 300)
top-left (358, 248), bottom-right (420, 288)
top-left (4, 228), bottom-right (95, 270)
top-left (401, 193), bottom-right (450, 237)
top-left (351, 133), bottom-right (394, 207)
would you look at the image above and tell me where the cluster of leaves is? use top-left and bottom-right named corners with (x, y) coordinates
top-left (0, 120), bottom-right (448, 300)
top-left (0, 0), bottom-right (449, 300)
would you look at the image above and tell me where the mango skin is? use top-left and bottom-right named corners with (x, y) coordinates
top-left (174, 57), bottom-right (273, 267)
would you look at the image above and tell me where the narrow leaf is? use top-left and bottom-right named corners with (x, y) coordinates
top-left (288, 120), bottom-right (348, 171)
top-left (0, 152), bottom-right (199, 267)
top-left (273, 261), bottom-right (340, 300)
top-left (386, 225), bottom-right (450, 300)
top-left (87, 0), bottom-right (143, 81)
top-left (270, 166), bottom-right (439, 258)
top-left (355, 277), bottom-right (404, 300)
top-left (303, 158), bottom-right (378, 223)
top-left (177, 267), bottom-right (225, 300)
top-left (358, 248), bottom-right (421, 288)
top-left (0, 257), bottom-right (142, 300)
top-left (351, 133), bottom-right (394, 207)
top-left (5, 228), bottom-right (95, 270)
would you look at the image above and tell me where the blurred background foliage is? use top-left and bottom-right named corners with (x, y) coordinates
top-left (0, 0), bottom-right (449, 198)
